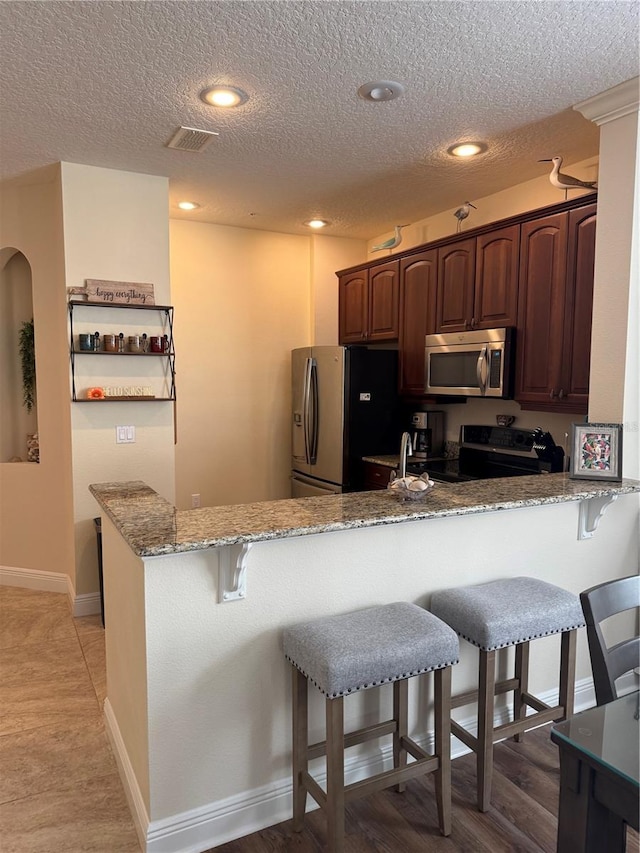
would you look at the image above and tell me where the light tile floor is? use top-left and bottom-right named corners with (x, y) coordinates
top-left (0, 586), bottom-right (141, 852)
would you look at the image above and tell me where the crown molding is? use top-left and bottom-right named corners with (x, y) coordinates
top-left (574, 77), bottom-right (640, 126)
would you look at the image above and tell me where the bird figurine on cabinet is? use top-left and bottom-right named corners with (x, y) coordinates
top-left (453, 201), bottom-right (476, 232)
top-left (370, 224), bottom-right (409, 252)
top-left (539, 156), bottom-right (597, 198)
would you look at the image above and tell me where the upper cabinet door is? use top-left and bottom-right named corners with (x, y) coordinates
top-left (368, 261), bottom-right (399, 341)
top-left (515, 213), bottom-right (568, 407)
top-left (436, 238), bottom-right (476, 332)
top-left (561, 203), bottom-right (597, 409)
top-left (338, 271), bottom-right (369, 343)
top-left (474, 224), bottom-right (519, 329)
top-left (399, 250), bottom-right (437, 396)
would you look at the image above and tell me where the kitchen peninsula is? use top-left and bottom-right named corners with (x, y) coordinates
top-left (91, 476), bottom-right (640, 853)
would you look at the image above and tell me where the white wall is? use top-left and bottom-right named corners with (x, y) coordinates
top-left (61, 163), bottom-right (175, 596)
top-left (0, 166), bottom-right (76, 579)
top-left (368, 157), bottom-right (599, 254)
top-left (169, 222), bottom-right (367, 510)
top-left (573, 78), bottom-right (640, 479)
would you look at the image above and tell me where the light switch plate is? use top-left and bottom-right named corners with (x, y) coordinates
top-left (116, 426), bottom-right (135, 444)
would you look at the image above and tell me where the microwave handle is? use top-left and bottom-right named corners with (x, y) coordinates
top-left (476, 345), bottom-right (488, 395)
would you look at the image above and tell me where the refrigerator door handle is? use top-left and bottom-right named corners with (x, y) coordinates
top-left (302, 357), bottom-right (313, 463)
top-left (309, 359), bottom-right (319, 464)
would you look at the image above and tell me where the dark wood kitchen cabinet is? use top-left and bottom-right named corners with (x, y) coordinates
top-left (435, 226), bottom-right (519, 333)
top-left (473, 225), bottom-right (520, 329)
top-left (338, 260), bottom-right (399, 343)
top-left (362, 461), bottom-right (394, 490)
top-left (435, 238), bottom-right (476, 332)
top-left (515, 203), bottom-right (596, 413)
top-left (336, 193), bottom-right (596, 406)
top-left (398, 249), bottom-right (437, 396)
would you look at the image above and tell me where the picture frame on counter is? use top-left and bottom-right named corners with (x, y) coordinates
top-left (569, 423), bottom-right (623, 482)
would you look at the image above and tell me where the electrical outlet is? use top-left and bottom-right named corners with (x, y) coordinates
top-left (191, 494), bottom-right (201, 508)
top-left (359, 393), bottom-right (371, 401)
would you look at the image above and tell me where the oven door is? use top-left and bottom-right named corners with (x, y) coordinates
top-left (425, 340), bottom-right (510, 397)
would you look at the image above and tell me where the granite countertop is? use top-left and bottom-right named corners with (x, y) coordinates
top-left (89, 475), bottom-right (640, 558)
top-left (363, 454), bottom-right (403, 468)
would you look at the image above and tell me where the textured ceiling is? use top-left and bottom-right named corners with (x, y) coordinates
top-left (0, 1), bottom-right (638, 239)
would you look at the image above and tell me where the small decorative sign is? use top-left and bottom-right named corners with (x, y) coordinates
top-left (68, 280), bottom-right (155, 305)
top-left (569, 423), bottom-right (623, 482)
top-left (85, 386), bottom-right (155, 400)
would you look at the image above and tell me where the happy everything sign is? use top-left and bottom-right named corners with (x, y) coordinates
top-left (70, 279), bottom-right (155, 305)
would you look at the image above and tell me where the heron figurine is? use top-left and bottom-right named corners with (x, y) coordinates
top-left (453, 201), bottom-right (476, 232)
top-left (539, 156), bottom-right (597, 198)
top-left (370, 224), bottom-right (409, 252)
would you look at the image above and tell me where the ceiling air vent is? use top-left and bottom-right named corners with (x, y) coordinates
top-left (166, 126), bottom-right (219, 152)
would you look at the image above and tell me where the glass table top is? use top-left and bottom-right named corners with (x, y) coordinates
top-left (552, 691), bottom-right (640, 786)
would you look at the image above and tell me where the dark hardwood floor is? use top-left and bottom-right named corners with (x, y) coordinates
top-left (212, 725), bottom-right (640, 852)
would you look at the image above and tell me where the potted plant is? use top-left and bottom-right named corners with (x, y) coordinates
top-left (19, 318), bottom-right (36, 413)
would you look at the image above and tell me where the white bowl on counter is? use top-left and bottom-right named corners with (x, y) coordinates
top-left (387, 473), bottom-right (435, 501)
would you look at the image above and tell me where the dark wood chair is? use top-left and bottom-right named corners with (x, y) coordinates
top-left (580, 574), bottom-right (640, 705)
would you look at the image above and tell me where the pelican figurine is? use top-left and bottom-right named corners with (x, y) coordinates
top-left (539, 156), bottom-right (597, 195)
top-left (454, 201), bottom-right (476, 232)
top-left (370, 224), bottom-right (409, 252)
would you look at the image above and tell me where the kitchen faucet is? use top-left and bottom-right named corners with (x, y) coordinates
top-left (399, 431), bottom-right (413, 479)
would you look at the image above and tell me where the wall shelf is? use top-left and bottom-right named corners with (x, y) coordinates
top-left (68, 301), bottom-right (176, 403)
top-left (74, 397), bottom-right (173, 402)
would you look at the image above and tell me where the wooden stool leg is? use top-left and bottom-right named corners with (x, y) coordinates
top-left (434, 666), bottom-right (452, 836)
top-left (514, 641), bottom-right (530, 743)
top-left (291, 666), bottom-right (308, 831)
top-left (477, 649), bottom-right (496, 812)
top-left (326, 696), bottom-right (345, 853)
top-left (559, 629), bottom-right (577, 719)
top-left (393, 679), bottom-right (408, 793)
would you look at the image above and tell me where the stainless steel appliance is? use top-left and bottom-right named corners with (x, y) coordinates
top-left (411, 411), bottom-right (444, 460)
top-left (424, 328), bottom-right (514, 398)
top-left (291, 346), bottom-right (400, 497)
top-left (407, 425), bottom-right (564, 483)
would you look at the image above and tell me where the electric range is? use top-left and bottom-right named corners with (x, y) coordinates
top-left (407, 425), bottom-right (565, 484)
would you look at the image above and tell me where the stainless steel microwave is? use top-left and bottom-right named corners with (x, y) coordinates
top-left (424, 328), bottom-right (514, 398)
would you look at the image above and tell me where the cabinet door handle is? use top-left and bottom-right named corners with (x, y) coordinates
top-left (471, 317), bottom-right (476, 329)
top-left (558, 389), bottom-right (565, 399)
top-left (549, 389), bottom-right (556, 399)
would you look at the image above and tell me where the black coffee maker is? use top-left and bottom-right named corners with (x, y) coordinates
top-left (411, 411), bottom-right (445, 459)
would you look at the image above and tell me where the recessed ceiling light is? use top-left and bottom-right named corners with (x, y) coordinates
top-left (305, 219), bottom-right (330, 229)
top-left (200, 85), bottom-right (248, 108)
top-left (448, 142), bottom-right (487, 158)
top-left (357, 81), bottom-right (404, 102)
top-left (178, 201), bottom-right (200, 211)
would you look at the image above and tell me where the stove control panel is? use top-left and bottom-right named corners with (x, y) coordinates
top-left (461, 425), bottom-right (537, 450)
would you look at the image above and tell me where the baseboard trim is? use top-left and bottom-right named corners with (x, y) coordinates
top-left (0, 565), bottom-right (102, 618)
top-left (107, 674), bottom-right (610, 853)
top-left (0, 564), bottom-right (69, 594)
top-left (103, 698), bottom-right (150, 852)
top-left (72, 592), bottom-right (102, 618)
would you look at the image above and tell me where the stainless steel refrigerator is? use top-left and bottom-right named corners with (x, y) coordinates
top-left (291, 346), bottom-right (401, 497)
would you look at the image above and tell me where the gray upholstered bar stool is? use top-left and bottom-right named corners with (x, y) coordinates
top-left (430, 577), bottom-right (585, 812)
top-left (283, 602), bottom-right (459, 851)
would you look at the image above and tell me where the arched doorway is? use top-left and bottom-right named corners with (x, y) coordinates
top-left (0, 247), bottom-right (39, 462)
